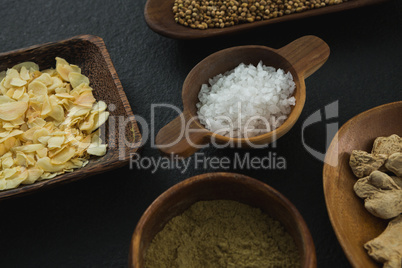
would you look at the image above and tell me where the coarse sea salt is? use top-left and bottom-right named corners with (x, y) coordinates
top-left (196, 61), bottom-right (296, 138)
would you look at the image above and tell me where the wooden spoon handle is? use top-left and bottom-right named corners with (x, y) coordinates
top-left (277, 35), bottom-right (330, 79)
top-left (155, 111), bottom-right (210, 158)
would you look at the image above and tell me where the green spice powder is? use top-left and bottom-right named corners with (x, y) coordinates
top-left (145, 200), bottom-right (300, 268)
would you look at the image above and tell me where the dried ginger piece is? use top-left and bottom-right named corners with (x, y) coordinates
top-left (0, 58), bottom-right (109, 191)
top-left (349, 150), bottom-right (387, 178)
top-left (364, 214), bottom-right (402, 268)
top-left (391, 176), bottom-right (402, 188)
top-left (372, 134), bottom-right (402, 157)
top-left (353, 171), bottom-right (402, 219)
top-left (385, 152), bottom-right (402, 177)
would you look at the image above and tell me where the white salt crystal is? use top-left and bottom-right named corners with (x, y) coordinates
top-left (197, 61), bottom-right (296, 138)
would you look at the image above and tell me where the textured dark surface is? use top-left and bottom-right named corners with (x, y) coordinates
top-left (0, 0), bottom-right (401, 267)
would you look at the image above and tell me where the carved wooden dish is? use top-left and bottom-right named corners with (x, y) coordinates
top-left (323, 101), bottom-right (402, 267)
top-left (145, 0), bottom-right (390, 39)
top-left (130, 172), bottom-right (316, 268)
top-left (0, 35), bottom-right (142, 200)
top-left (156, 35), bottom-right (329, 157)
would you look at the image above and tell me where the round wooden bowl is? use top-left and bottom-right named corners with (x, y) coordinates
top-left (129, 172), bottom-right (316, 268)
top-left (155, 35), bottom-right (330, 157)
top-left (323, 101), bottom-right (402, 267)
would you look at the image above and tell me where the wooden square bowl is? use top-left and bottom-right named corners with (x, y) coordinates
top-left (0, 35), bottom-right (141, 200)
top-left (129, 172), bottom-right (316, 268)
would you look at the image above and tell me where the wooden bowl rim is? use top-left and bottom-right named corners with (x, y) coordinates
top-left (130, 172), bottom-right (316, 268)
top-left (323, 100), bottom-right (402, 267)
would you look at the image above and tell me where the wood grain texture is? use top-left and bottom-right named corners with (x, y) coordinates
top-left (129, 172), bottom-right (316, 268)
top-left (144, 0), bottom-right (391, 39)
top-left (323, 101), bottom-right (402, 268)
top-left (156, 35), bottom-right (329, 157)
top-left (0, 35), bottom-right (142, 200)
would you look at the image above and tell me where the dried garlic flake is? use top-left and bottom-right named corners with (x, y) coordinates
top-left (0, 58), bottom-right (109, 191)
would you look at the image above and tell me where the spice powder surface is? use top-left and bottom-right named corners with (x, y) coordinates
top-left (145, 200), bottom-right (300, 268)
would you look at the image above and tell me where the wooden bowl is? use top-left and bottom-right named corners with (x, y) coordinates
top-left (144, 0), bottom-right (390, 40)
top-left (0, 35), bottom-right (142, 200)
top-left (323, 101), bottom-right (402, 267)
top-left (129, 172), bottom-right (316, 268)
top-left (156, 35), bottom-right (330, 157)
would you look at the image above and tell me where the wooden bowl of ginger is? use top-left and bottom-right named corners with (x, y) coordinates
top-left (323, 101), bottom-right (402, 268)
top-left (129, 172), bottom-right (316, 268)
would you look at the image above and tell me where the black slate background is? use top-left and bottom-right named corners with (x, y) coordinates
top-left (0, 0), bottom-right (401, 267)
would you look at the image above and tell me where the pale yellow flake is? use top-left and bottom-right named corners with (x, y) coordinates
top-left (19, 66), bottom-right (31, 81)
top-left (3, 168), bottom-right (17, 179)
top-left (12, 143), bottom-right (44, 153)
top-left (87, 131), bottom-right (107, 156)
top-left (55, 57), bottom-right (81, 81)
top-left (28, 80), bottom-right (47, 95)
top-left (4, 170), bottom-right (28, 190)
top-left (90, 111), bottom-right (109, 133)
top-left (48, 104), bottom-right (64, 122)
top-left (51, 146), bottom-right (76, 165)
top-left (47, 136), bottom-right (65, 149)
top-left (10, 77), bottom-right (27, 87)
top-left (74, 91), bottom-right (96, 108)
top-left (48, 77), bottom-right (64, 91)
top-left (41, 95), bottom-right (52, 116)
top-left (0, 101), bottom-right (28, 121)
top-left (34, 73), bottom-right (52, 86)
top-left (36, 147), bottom-right (48, 158)
top-left (0, 129), bottom-right (23, 143)
top-left (0, 95), bottom-right (15, 104)
top-left (36, 157), bottom-right (66, 172)
top-left (2, 156), bottom-right (14, 169)
top-left (91, 101), bottom-right (107, 113)
top-left (12, 87), bottom-right (25, 100)
top-left (41, 69), bottom-right (57, 76)
top-left (3, 69), bottom-right (21, 88)
top-left (79, 113), bottom-right (96, 132)
top-left (10, 117), bottom-right (25, 126)
top-left (68, 72), bottom-right (89, 89)
top-left (22, 168), bottom-right (44, 185)
top-left (17, 92), bottom-right (30, 102)
top-left (12, 62), bottom-right (39, 72)
top-left (33, 128), bottom-right (50, 143)
top-left (21, 126), bottom-right (40, 142)
top-left (15, 152), bottom-right (28, 167)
